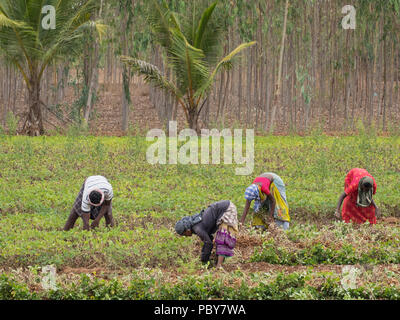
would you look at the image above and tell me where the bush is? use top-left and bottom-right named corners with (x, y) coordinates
top-left (0, 274), bottom-right (35, 299)
top-left (5, 111), bottom-right (19, 135)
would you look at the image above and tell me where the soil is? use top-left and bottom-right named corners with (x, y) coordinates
top-left (54, 216), bottom-right (400, 280)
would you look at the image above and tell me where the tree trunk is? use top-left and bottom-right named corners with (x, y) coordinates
top-left (269, 0), bottom-right (289, 133)
top-left (121, 65), bottom-right (130, 132)
top-left (238, 59), bottom-right (242, 122)
top-left (23, 75), bottom-right (44, 136)
top-left (187, 108), bottom-right (200, 133)
top-left (121, 4), bottom-right (131, 133)
top-left (83, 0), bottom-right (103, 124)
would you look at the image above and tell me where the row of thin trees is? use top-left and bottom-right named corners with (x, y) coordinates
top-left (1, 0), bottom-right (400, 135)
top-left (145, 0), bottom-right (400, 133)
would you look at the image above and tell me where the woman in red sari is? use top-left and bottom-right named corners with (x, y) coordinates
top-left (335, 168), bottom-right (381, 224)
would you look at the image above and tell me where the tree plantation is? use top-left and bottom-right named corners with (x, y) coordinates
top-left (1, 0), bottom-right (399, 134)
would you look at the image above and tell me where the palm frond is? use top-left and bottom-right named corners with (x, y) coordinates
top-left (167, 29), bottom-right (209, 98)
top-left (194, 1), bottom-right (218, 48)
top-left (178, 1), bottom-right (222, 66)
top-left (147, 0), bottom-right (175, 49)
top-left (195, 41), bottom-right (256, 99)
top-left (0, 11), bottom-right (23, 28)
top-left (121, 55), bottom-right (183, 99)
top-left (37, 1), bottom-right (102, 79)
top-left (0, 0), bottom-right (99, 74)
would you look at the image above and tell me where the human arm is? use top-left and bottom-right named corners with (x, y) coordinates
top-left (267, 193), bottom-right (276, 220)
top-left (80, 190), bottom-right (91, 230)
top-left (193, 225), bottom-right (214, 263)
top-left (240, 200), bottom-right (251, 225)
top-left (91, 200), bottom-right (112, 229)
top-left (371, 199), bottom-right (381, 218)
top-left (335, 192), bottom-right (347, 219)
top-left (200, 241), bottom-right (214, 263)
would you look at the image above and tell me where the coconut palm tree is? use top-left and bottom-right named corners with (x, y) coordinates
top-left (0, 0), bottom-right (105, 135)
top-left (121, 0), bottom-right (256, 132)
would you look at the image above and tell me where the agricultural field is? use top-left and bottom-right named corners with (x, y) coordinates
top-left (1, 131), bottom-right (400, 300)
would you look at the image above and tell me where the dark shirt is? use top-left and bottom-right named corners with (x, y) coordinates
top-left (192, 200), bottom-right (230, 262)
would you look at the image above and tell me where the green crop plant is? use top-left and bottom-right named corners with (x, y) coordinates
top-left (0, 134), bottom-right (399, 299)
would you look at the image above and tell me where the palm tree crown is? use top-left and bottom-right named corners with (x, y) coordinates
top-left (121, 0), bottom-right (255, 132)
top-left (0, 0), bottom-right (104, 135)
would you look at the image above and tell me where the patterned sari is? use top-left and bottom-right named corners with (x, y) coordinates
top-left (249, 173), bottom-right (290, 229)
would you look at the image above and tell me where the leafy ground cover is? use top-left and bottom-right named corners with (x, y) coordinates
top-left (0, 131), bottom-right (399, 299)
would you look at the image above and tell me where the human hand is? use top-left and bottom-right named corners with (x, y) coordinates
top-left (91, 220), bottom-right (99, 229)
top-left (375, 208), bottom-right (382, 219)
top-left (215, 264), bottom-right (227, 272)
top-left (334, 210), bottom-right (341, 220)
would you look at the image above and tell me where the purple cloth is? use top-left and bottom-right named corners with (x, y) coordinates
top-left (216, 244), bottom-right (234, 257)
top-left (215, 229), bottom-right (236, 257)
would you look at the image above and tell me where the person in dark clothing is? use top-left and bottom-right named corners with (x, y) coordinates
top-left (175, 200), bottom-right (239, 268)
